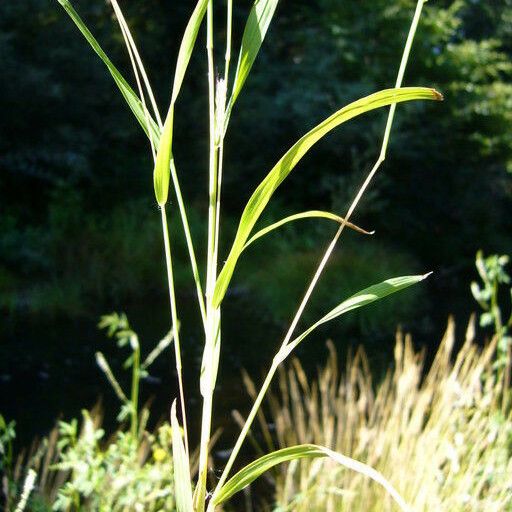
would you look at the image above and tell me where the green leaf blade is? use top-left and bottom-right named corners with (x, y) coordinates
top-left (213, 444), bottom-right (410, 511)
top-left (243, 210), bottom-right (373, 251)
top-left (213, 87), bottom-right (442, 307)
top-left (230, 0), bottom-right (279, 109)
top-left (171, 0), bottom-right (209, 105)
top-left (152, 0), bottom-right (208, 206)
top-left (286, 274), bottom-right (431, 356)
top-left (153, 112), bottom-right (174, 206)
top-left (171, 401), bottom-right (194, 512)
top-left (56, 0), bottom-right (160, 144)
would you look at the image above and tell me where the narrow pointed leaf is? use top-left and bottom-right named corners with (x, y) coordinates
top-left (171, 0), bottom-right (209, 106)
top-left (171, 401), bottom-right (194, 512)
top-left (153, 111), bottom-right (174, 206)
top-left (213, 87), bottom-right (442, 306)
top-left (153, 0), bottom-right (208, 205)
top-left (56, 0), bottom-right (160, 144)
top-left (284, 274), bottom-right (431, 357)
top-left (213, 444), bottom-right (410, 512)
top-left (229, 0), bottom-right (279, 111)
top-left (243, 210), bottom-right (373, 251)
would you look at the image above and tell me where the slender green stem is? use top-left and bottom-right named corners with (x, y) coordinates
top-left (209, 1), bottom-right (428, 504)
top-left (130, 336), bottom-right (140, 440)
top-left (170, 158), bottom-right (208, 328)
top-left (206, 11), bottom-right (218, 295)
top-left (197, 3), bottom-right (218, 510)
top-left (161, 206), bottom-right (189, 456)
top-left (212, 0), bottom-right (232, 269)
top-left (224, 0), bottom-right (232, 85)
top-left (109, 0), bottom-right (163, 127)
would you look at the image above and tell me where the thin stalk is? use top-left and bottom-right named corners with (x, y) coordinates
top-left (224, 0), bottom-right (233, 86)
top-left (171, 158), bottom-right (208, 328)
top-left (197, 2), bottom-right (218, 510)
top-left (130, 337), bottom-right (140, 440)
top-left (161, 206), bottom-right (189, 456)
top-left (206, 9), bottom-right (219, 295)
top-left (209, 0), bottom-right (428, 503)
top-left (212, 0), bottom-right (232, 269)
top-left (109, 0), bottom-right (163, 128)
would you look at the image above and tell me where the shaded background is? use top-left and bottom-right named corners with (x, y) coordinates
top-left (1, 0), bottom-right (511, 447)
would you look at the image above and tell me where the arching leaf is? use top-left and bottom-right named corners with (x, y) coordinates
top-left (243, 210), bottom-right (373, 251)
top-left (281, 273), bottom-right (431, 359)
top-left (213, 444), bottom-right (410, 511)
top-left (213, 87), bottom-right (442, 306)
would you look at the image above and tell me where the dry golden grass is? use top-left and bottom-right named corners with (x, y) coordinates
top-left (243, 317), bottom-right (512, 511)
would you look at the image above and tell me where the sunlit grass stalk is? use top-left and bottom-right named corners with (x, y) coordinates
top-left (14, 469), bottom-right (37, 512)
top-left (210, 0), bottom-right (429, 500)
top-left (196, 2), bottom-right (220, 509)
top-left (109, 0), bottom-right (163, 130)
top-left (213, 0), bottom-right (232, 272)
top-left (161, 206), bottom-right (189, 456)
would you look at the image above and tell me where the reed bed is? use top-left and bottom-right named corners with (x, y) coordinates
top-left (247, 317), bottom-right (512, 511)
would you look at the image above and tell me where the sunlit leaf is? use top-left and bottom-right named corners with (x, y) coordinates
top-left (242, 210), bottom-right (373, 251)
top-left (213, 443), bottom-right (410, 512)
top-left (56, 0), bottom-right (160, 144)
top-left (153, 0), bottom-right (208, 205)
top-left (171, 401), bottom-right (193, 512)
top-left (213, 87), bottom-right (442, 306)
top-left (228, 0), bottom-right (279, 114)
top-left (283, 274), bottom-right (431, 358)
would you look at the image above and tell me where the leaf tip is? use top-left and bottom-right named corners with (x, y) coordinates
top-left (422, 271), bottom-right (434, 280)
top-left (170, 399), bottom-right (177, 420)
top-left (431, 88), bottom-right (444, 101)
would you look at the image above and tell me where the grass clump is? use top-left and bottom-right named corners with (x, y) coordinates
top-left (258, 318), bottom-right (512, 511)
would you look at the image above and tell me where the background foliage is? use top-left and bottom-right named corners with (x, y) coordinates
top-left (1, 0), bottom-right (511, 440)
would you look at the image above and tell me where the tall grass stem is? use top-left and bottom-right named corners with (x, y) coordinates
top-left (197, 2), bottom-right (219, 509)
top-left (161, 206), bottom-right (189, 456)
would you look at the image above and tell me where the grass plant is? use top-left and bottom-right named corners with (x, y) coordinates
top-left (52, 0), bottom-right (443, 509)
top-left (256, 318), bottom-right (512, 511)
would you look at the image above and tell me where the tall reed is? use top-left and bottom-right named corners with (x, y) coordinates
top-left (55, 0), bottom-right (441, 510)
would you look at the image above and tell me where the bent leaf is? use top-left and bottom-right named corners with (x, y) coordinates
top-left (283, 274), bottom-right (431, 358)
top-left (213, 87), bottom-right (442, 306)
top-left (153, 0), bottom-right (208, 205)
top-left (243, 210), bottom-right (373, 251)
top-left (56, 0), bottom-right (160, 145)
top-left (171, 401), bottom-right (193, 512)
top-left (213, 443), bottom-right (410, 512)
top-left (228, 0), bottom-right (279, 115)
